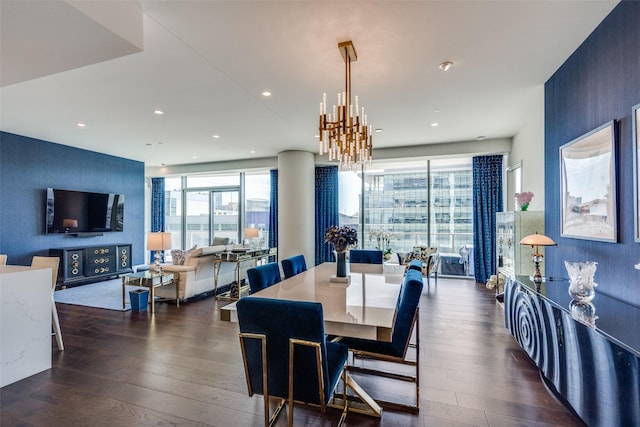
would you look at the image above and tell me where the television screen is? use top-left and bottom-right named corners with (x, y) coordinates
top-left (46, 188), bottom-right (124, 234)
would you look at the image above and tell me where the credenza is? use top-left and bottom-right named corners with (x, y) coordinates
top-left (503, 272), bottom-right (639, 426)
top-left (50, 243), bottom-right (132, 287)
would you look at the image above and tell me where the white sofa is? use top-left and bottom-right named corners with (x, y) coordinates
top-left (151, 245), bottom-right (252, 301)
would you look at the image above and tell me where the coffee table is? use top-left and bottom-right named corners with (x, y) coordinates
top-left (121, 271), bottom-right (175, 314)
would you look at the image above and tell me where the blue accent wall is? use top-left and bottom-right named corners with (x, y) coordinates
top-left (545, 1), bottom-right (640, 306)
top-left (0, 131), bottom-right (145, 267)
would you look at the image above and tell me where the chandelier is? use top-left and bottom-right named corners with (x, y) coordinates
top-left (318, 41), bottom-right (373, 170)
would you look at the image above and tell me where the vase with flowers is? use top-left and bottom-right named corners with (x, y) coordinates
top-left (369, 229), bottom-right (398, 260)
top-left (515, 191), bottom-right (534, 211)
top-left (324, 225), bottom-right (358, 278)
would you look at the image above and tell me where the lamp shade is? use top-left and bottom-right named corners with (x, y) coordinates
top-left (147, 232), bottom-right (172, 251)
top-left (244, 228), bottom-right (259, 239)
top-left (62, 218), bottom-right (78, 228)
top-left (520, 233), bottom-right (556, 247)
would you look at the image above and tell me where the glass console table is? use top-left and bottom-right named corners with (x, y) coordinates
top-left (213, 247), bottom-right (277, 301)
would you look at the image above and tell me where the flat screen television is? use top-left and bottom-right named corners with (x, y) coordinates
top-left (46, 188), bottom-right (124, 234)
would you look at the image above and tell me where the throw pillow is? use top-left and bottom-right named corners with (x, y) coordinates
top-left (171, 249), bottom-right (185, 265)
top-left (171, 245), bottom-right (198, 265)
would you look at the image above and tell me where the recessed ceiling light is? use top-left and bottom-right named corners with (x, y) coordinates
top-left (439, 61), bottom-right (453, 72)
top-left (262, 91), bottom-right (272, 97)
top-left (193, 156), bottom-right (198, 159)
top-left (76, 123), bottom-right (86, 127)
top-left (434, 108), bottom-right (441, 113)
top-left (146, 143), bottom-right (152, 146)
top-left (250, 150), bottom-right (256, 154)
top-left (212, 134), bottom-right (220, 139)
top-left (431, 122), bottom-right (439, 127)
top-left (375, 128), bottom-right (383, 133)
top-left (160, 163), bottom-right (166, 167)
top-left (154, 109), bottom-right (164, 115)
top-left (477, 135), bottom-right (486, 140)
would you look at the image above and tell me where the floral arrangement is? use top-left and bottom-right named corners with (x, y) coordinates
top-left (369, 229), bottom-right (398, 254)
top-left (324, 225), bottom-right (358, 252)
top-left (515, 191), bottom-right (534, 211)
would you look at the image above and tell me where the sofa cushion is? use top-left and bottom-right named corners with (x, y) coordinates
top-left (212, 236), bottom-right (230, 246)
top-left (187, 245), bottom-right (227, 258)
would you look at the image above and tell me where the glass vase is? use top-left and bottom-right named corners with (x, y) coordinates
top-left (336, 251), bottom-right (347, 278)
top-left (564, 260), bottom-right (597, 302)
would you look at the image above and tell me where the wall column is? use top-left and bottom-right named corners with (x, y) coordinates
top-left (277, 150), bottom-right (315, 264)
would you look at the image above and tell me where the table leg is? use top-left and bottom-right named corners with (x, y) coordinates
top-left (175, 280), bottom-right (179, 307)
top-left (214, 261), bottom-right (218, 295)
top-left (150, 285), bottom-right (155, 314)
top-left (236, 261), bottom-right (240, 296)
top-left (122, 276), bottom-right (126, 310)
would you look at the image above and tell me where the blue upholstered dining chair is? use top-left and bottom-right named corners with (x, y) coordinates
top-left (281, 254), bottom-right (307, 279)
top-left (349, 249), bottom-right (383, 264)
top-left (247, 262), bottom-right (282, 294)
top-left (407, 259), bottom-right (423, 273)
top-left (237, 297), bottom-right (349, 427)
top-left (338, 268), bottom-right (424, 412)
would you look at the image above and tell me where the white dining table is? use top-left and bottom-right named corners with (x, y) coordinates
top-left (221, 262), bottom-right (404, 341)
top-left (221, 261), bottom-right (406, 417)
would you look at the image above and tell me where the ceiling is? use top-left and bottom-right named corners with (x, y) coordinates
top-left (0, 1), bottom-right (618, 169)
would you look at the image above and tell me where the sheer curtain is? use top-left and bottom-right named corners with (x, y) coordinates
top-left (315, 166), bottom-right (339, 265)
top-left (472, 155), bottom-right (503, 283)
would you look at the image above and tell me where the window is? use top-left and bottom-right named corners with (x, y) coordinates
top-left (338, 158), bottom-right (473, 258)
top-left (245, 172), bottom-right (271, 246)
top-left (163, 171), bottom-right (271, 250)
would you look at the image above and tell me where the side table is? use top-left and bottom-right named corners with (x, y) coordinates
top-left (214, 247), bottom-right (277, 301)
top-left (122, 271), bottom-right (175, 314)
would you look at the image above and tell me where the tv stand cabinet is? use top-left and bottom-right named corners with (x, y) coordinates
top-left (50, 244), bottom-right (132, 287)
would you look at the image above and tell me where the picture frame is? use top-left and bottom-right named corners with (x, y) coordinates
top-left (560, 120), bottom-right (617, 243)
top-left (634, 103), bottom-right (640, 242)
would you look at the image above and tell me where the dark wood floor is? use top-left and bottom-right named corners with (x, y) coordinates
top-left (1, 277), bottom-right (585, 427)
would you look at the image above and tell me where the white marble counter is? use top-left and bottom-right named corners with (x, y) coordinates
top-left (1, 265), bottom-right (52, 388)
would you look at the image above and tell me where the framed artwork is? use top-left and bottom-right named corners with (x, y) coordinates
top-left (634, 103), bottom-right (640, 242)
top-left (560, 120), bottom-right (617, 242)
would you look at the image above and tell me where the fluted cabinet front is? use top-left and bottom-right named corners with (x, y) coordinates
top-left (504, 274), bottom-right (640, 426)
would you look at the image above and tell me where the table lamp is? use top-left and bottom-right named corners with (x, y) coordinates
top-left (519, 232), bottom-right (557, 287)
top-left (147, 232), bottom-right (172, 275)
top-left (244, 227), bottom-right (259, 248)
top-left (63, 218), bottom-right (78, 233)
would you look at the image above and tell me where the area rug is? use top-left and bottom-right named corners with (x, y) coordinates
top-left (54, 279), bottom-right (146, 312)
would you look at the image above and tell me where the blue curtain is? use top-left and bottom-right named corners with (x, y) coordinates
top-left (315, 166), bottom-right (339, 265)
top-left (472, 155), bottom-right (503, 284)
top-left (150, 177), bottom-right (166, 263)
top-left (268, 169), bottom-right (278, 250)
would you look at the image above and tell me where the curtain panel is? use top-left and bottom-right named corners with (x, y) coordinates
top-left (150, 177), bottom-right (166, 263)
top-left (315, 166), bottom-right (339, 265)
top-left (268, 169), bottom-right (278, 250)
top-left (472, 155), bottom-right (503, 283)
